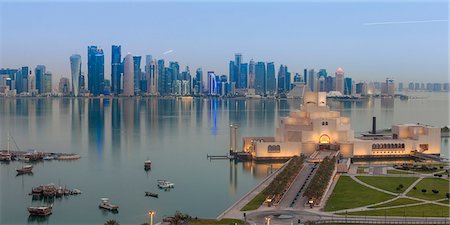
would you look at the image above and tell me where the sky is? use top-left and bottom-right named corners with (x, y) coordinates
top-left (0, 1), bottom-right (448, 83)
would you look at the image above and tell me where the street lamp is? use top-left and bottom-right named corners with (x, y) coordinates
top-left (265, 217), bottom-right (271, 225)
top-left (148, 210), bottom-right (155, 225)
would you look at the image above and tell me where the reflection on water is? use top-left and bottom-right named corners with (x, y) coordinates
top-left (0, 93), bottom-right (449, 224)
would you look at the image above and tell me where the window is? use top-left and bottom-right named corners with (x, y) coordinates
top-left (267, 145), bottom-right (281, 153)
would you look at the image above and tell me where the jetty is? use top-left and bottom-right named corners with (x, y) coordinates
top-left (0, 150), bottom-right (80, 162)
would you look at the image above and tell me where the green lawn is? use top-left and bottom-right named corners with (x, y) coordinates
top-left (406, 178), bottom-right (450, 201)
top-left (188, 218), bottom-right (249, 225)
top-left (387, 169), bottom-right (413, 175)
top-left (437, 199), bottom-right (449, 204)
top-left (356, 176), bottom-right (417, 193)
top-left (240, 193), bottom-right (266, 211)
top-left (324, 176), bottom-right (394, 212)
top-left (339, 203), bottom-right (449, 217)
top-left (368, 198), bottom-right (420, 208)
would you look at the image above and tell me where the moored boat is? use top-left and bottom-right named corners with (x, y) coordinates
top-left (16, 165), bottom-right (33, 174)
top-left (144, 160), bottom-right (152, 170)
top-left (157, 180), bottom-right (175, 189)
top-left (27, 204), bottom-right (53, 216)
top-left (99, 198), bottom-right (118, 211)
top-left (145, 192), bottom-right (158, 198)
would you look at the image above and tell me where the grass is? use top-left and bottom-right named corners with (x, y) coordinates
top-left (356, 176), bottom-right (417, 193)
top-left (324, 176), bottom-right (394, 212)
top-left (437, 199), bottom-right (449, 204)
top-left (406, 178), bottom-right (450, 201)
top-left (387, 169), bottom-right (413, 175)
top-left (339, 203), bottom-right (449, 217)
top-left (368, 198), bottom-right (420, 208)
top-left (188, 218), bottom-right (249, 225)
top-left (239, 193), bottom-right (266, 211)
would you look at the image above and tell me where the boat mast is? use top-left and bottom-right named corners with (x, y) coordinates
top-left (7, 131), bottom-right (10, 154)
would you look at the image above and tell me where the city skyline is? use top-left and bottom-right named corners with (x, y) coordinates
top-left (1, 1), bottom-right (448, 83)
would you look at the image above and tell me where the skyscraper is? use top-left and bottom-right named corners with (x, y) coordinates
top-left (147, 59), bottom-right (158, 95)
top-left (307, 69), bottom-right (316, 92)
top-left (248, 59), bottom-right (255, 89)
top-left (59, 77), bottom-right (70, 96)
top-left (111, 45), bottom-right (121, 95)
top-left (235, 54), bottom-right (242, 88)
top-left (44, 72), bottom-right (52, 94)
top-left (123, 54), bottom-right (134, 96)
top-left (255, 62), bottom-right (266, 95)
top-left (208, 71), bottom-right (217, 95)
top-left (70, 54), bottom-right (82, 97)
top-left (87, 46), bottom-right (104, 96)
top-left (229, 60), bottom-right (236, 89)
top-left (195, 68), bottom-right (203, 95)
top-left (344, 77), bottom-right (352, 95)
top-left (157, 59), bottom-right (165, 95)
top-left (133, 55), bottom-right (142, 94)
top-left (239, 63), bottom-right (248, 89)
top-left (20, 66), bottom-right (29, 93)
top-left (335, 68), bottom-right (345, 94)
top-left (35, 65), bottom-right (46, 94)
top-left (266, 62), bottom-right (276, 95)
top-left (277, 64), bottom-right (290, 94)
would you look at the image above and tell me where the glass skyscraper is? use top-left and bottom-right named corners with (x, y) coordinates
top-left (254, 62), bottom-right (266, 95)
top-left (111, 45), bottom-right (121, 95)
top-left (266, 62), bottom-right (276, 95)
top-left (35, 65), bottom-right (46, 94)
top-left (133, 55), bottom-right (142, 94)
top-left (87, 46), bottom-right (105, 96)
top-left (70, 54), bottom-right (82, 97)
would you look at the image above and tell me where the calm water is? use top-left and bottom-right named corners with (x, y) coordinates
top-left (1, 93), bottom-right (449, 225)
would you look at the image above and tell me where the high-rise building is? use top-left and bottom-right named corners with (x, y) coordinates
top-left (293, 73), bottom-right (302, 83)
top-left (408, 82), bottom-right (414, 91)
top-left (145, 55), bottom-right (152, 65)
top-left (59, 77), bottom-right (70, 96)
top-left (335, 67), bottom-right (345, 94)
top-left (147, 59), bottom-right (158, 95)
top-left (111, 45), bottom-right (121, 95)
top-left (229, 61), bottom-right (236, 89)
top-left (307, 69), bottom-right (316, 92)
top-left (194, 68), bottom-right (203, 95)
top-left (28, 72), bottom-right (35, 95)
top-left (325, 76), bottom-right (334, 92)
top-left (344, 77), bottom-right (352, 95)
top-left (35, 65), bottom-right (46, 94)
top-left (318, 76), bottom-right (325, 92)
top-left (303, 69), bottom-right (308, 84)
top-left (398, 82), bottom-right (404, 92)
top-left (208, 71), bottom-right (217, 95)
top-left (235, 54), bottom-right (242, 88)
top-left (123, 54), bottom-right (134, 96)
top-left (157, 59), bottom-right (165, 95)
top-left (133, 55), bottom-right (142, 94)
top-left (20, 66), bottom-right (29, 93)
top-left (255, 62), bottom-right (266, 95)
top-left (239, 63), bottom-right (248, 89)
top-left (248, 59), bottom-right (255, 89)
top-left (266, 62), bottom-right (276, 95)
top-left (277, 65), bottom-right (290, 94)
top-left (87, 46), bottom-right (104, 96)
top-left (318, 69), bottom-right (327, 78)
top-left (70, 54), bottom-right (82, 97)
top-left (381, 78), bottom-right (395, 96)
top-left (44, 72), bottom-right (52, 94)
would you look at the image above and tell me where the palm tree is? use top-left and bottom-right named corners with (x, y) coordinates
top-left (104, 220), bottom-right (119, 225)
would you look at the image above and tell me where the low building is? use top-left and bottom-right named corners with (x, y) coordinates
top-left (242, 91), bottom-right (441, 160)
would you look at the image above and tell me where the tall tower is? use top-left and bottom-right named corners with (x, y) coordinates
top-left (133, 55), bottom-right (142, 94)
top-left (248, 59), bottom-right (255, 89)
top-left (255, 62), bottom-right (266, 95)
top-left (87, 46), bottom-right (104, 96)
top-left (335, 67), bottom-right (345, 94)
top-left (123, 54), bottom-right (134, 96)
top-left (235, 53), bottom-right (242, 88)
top-left (70, 54), bottom-right (82, 97)
top-left (266, 62), bottom-right (276, 95)
top-left (147, 59), bottom-right (158, 95)
top-left (35, 65), bottom-right (46, 94)
top-left (111, 45), bottom-right (121, 95)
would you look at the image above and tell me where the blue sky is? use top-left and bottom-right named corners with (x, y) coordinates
top-left (1, 1), bottom-right (448, 83)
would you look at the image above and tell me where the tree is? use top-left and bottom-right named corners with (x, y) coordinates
top-left (398, 184), bottom-right (404, 189)
top-left (432, 189), bottom-right (439, 194)
top-left (412, 186), bottom-right (417, 190)
top-left (104, 220), bottom-right (119, 225)
top-left (446, 193), bottom-right (450, 198)
top-left (421, 189), bottom-right (427, 193)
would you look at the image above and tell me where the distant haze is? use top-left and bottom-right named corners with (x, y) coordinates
top-left (0, 1), bottom-right (448, 83)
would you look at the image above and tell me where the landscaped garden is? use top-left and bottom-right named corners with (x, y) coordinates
top-left (241, 155), bottom-right (305, 211)
top-left (324, 176), bottom-right (394, 212)
top-left (355, 176), bottom-right (417, 193)
top-left (340, 203), bottom-right (449, 217)
top-left (387, 169), bottom-right (413, 175)
top-left (368, 198), bottom-right (419, 208)
top-left (406, 178), bottom-right (450, 201)
top-left (303, 156), bottom-right (336, 204)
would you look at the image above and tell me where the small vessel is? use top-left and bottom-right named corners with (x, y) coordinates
top-left (72, 189), bottom-right (82, 195)
top-left (16, 165), bottom-right (33, 174)
top-left (31, 186), bottom-right (43, 195)
top-left (145, 192), bottom-right (158, 198)
top-left (157, 180), bottom-right (175, 189)
top-left (144, 159), bottom-right (151, 170)
top-left (43, 156), bottom-right (55, 160)
top-left (27, 204), bottom-right (53, 216)
top-left (0, 133), bottom-right (13, 161)
top-left (99, 198), bottom-right (119, 212)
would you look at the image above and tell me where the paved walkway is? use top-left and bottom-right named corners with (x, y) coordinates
top-left (278, 163), bottom-right (315, 208)
top-left (217, 160), bottom-right (290, 220)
